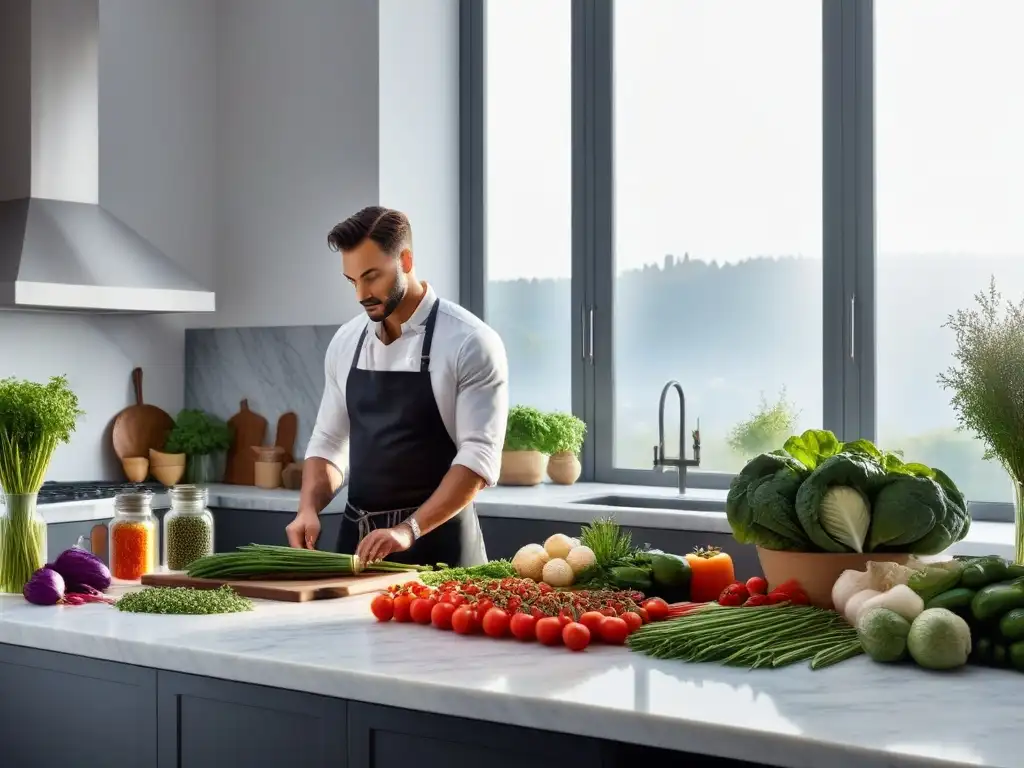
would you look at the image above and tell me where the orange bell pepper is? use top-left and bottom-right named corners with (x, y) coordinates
top-left (685, 546), bottom-right (736, 602)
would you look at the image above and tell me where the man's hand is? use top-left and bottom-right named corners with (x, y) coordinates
top-left (356, 525), bottom-right (414, 565)
top-left (286, 510), bottom-right (321, 550)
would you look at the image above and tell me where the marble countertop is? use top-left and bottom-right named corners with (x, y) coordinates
top-left (0, 590), bottom-right (1018, 768)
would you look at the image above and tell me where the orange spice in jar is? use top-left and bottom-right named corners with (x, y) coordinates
top-left (108, 491), bottom-right (158, 582)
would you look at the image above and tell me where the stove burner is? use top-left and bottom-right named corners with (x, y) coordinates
top-left (30, 481), bottom-right (164, 505)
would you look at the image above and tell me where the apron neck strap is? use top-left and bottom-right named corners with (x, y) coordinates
top-left (350, 296), bottom-right (442, 372)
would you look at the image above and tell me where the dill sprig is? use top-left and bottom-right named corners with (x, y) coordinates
top-left (938, 278), bottom-right (1024, 482)
top-left (579, 517), bottom-right (636, 566)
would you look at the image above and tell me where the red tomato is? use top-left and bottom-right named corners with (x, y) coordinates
top-left (621, 611), bottom-right (643, 633)
top-left (481, 607), bottom-right (511, 638)
top-left (641, 597), bottom-right (670, 621)
top-left (634, 607), bottom-right (650, 624)
top-left (530, 606), bottom-right (547, 620)
top-left (599, 616), bottom-right (630, 645)
top-left (578, 611), bottom-right (606, 635)
top-left (506, 596), bottom-right (523, 613)
top-left (451, 605), bottom-right (477, 635)
top-left (509, 612), bottom-right (537, 641)
top-left (370, 594), bottom-right (394, 622)
top-left (535, 616), bottom-right (563, 646)
top-left (745, 576), bottom-right (768, 596)
top-left (557, 608), bottom-right (575, 627)
top-left (562, 622), bottom-right (591, 652)
top-left (600, 607), bottom-right (617, 617)
top-left (475, 597), bottom-right (494, 617)
top-left (431, 601), bottom-right (456, 630)
top-left (410, 597), bottom-right (436, 625)
top-left (450, 593), bottom-right (468, 607)
top-left (392, 594), bottom-right (413, 623)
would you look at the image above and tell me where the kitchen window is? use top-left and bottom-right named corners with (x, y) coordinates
top-left (460, 0), bottom-right (1021, 523)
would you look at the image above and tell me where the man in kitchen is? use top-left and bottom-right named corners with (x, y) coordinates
top-left (285, 206), bottom-right (508, 568)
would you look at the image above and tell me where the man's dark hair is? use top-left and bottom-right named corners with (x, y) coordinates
top-left (327, 206), bottom-right (412, 256)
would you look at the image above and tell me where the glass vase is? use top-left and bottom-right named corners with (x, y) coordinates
top-left (185, 451), bottom-right (225, 485)
top-left (0, 493), bottom-right (48, 594)
top-left (1015, 480), bottom-right (1024, 565)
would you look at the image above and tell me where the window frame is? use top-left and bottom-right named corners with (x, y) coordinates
top-left (460, 0), bottom-right (1012, 523)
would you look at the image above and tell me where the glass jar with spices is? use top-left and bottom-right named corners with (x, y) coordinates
top-left (108, 490), bottom-right (158, 583)
top-left (162, 485), bottom-right (214, 571)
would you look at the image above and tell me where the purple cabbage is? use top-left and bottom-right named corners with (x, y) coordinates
top-left (50, 547), bottom-right (111, 593)
top-left (23, 567), bottom-right (66, 606)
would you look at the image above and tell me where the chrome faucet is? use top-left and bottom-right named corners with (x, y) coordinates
top-left (652, 380), bottom-right (701, 494)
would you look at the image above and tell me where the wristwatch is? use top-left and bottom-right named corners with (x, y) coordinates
top-left (404, 517), bottom-right (421, 541)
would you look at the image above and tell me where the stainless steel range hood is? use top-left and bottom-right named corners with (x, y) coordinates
top-left (0, 0), bottom-right (215, 314)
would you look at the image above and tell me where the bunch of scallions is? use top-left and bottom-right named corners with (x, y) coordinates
top-left (0, 375), bottom-right (83, 593)
top-left (939, 278), bottom-right (1024, 563)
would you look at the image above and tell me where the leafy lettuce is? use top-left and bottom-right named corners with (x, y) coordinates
top-left (724, 429), bottom-right (972, 554)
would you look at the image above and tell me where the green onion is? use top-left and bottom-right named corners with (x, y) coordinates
top-left (0, 376), bottom-right (83, 593)
top-left (627, 604), bottom-right (863, 670)
top-left (185, 544), bottom-right (424, 580)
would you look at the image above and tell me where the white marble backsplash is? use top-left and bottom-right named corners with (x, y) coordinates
top-left (185, 325), bottom-right (339, 457)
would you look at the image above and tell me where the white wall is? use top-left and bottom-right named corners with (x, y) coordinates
top-left (212, 0), bottom-right (381, 329)
top-left (0, 0), bottom-right (217, 482)
top-left (378, 0), bottom-right (461, 302)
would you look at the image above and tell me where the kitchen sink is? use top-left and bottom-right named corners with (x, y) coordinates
top-left (569, 494), bottom-right (724, 513)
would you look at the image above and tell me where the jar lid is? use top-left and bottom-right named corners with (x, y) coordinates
top-left (170, 484), bottom-right (209, 506)
top-left (114, 490), bottom-right (154, 513)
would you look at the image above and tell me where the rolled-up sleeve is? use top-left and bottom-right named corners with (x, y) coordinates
top-left (452, 326), bottom-right (509, 486)
top-left (304, 338), bottom-right (350, 479)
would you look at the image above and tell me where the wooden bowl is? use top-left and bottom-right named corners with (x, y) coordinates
top-left (122, 457), bottom-right (150, 483)
top-left (151, 463), bottom-right (185, 486)
top-left (756, 547), bottom-right (912, 609)
top-left (149, 448), bottom-right (186, 468)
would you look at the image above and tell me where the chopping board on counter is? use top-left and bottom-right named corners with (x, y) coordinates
top-left (224, 399), bottom-right (267, 485)
top-left (274, 411), bottom-right (298, 466)
top-left (111, 367), bottom-right (175, 460)
top-left (140, 571), bottom-right (410, 603)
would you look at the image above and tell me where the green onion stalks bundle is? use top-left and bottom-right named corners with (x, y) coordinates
top-left (186, 544), bottom-right (424, 580)
top-left (0, 375), bottom-right (83, 593)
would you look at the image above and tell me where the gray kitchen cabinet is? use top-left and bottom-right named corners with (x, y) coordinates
top-left (347, 701), bottom-right (603, 768)
top-left (157, 671), bottom-right (347, 768)
top-left (210, 507), bottom-right (342, 552)
top-left (0, 644), bottom-right (157, 768)
top-left (478, 517), bottom-right (762, 580)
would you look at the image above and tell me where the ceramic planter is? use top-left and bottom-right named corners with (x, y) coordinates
top-left (498, 450), bottom-right (547, 486)
top-left (756, 547), bottom-right (911, 609)
top-left (547, 452), bottom-right (581, 485)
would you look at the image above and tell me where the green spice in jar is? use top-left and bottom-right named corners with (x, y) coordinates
top-left (165, 514), bottom-right (213, 570)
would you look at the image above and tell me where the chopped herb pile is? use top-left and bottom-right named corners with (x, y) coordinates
top-left (419, 559), bottom-right (516, 586)
top-left (115, 585), bottom-right (253, 615)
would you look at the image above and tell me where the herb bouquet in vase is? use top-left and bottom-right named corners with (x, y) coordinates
top-left (0, 376), bottom-right (83, 593)
top-left (940, 279), bottom-right (1024, 564)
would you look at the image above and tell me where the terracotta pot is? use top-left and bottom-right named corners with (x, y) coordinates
top-left (152, 463), bottom-right (185, 487)
top-left (149, 448), bottom-right (186, 468)
top-left (498, 450), bottom-right (547, 486)
top-left (121, 457), bottom-right (149, 483)
top-left (756, 547), bottom-right (912, 609)
top-left (254, 461), bottom-right (283, 489)
top-left (547, 452), bottom-right (581, 485)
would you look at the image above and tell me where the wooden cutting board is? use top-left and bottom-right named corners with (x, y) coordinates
top-left (224, 399), bottom-right (267, 485)
top-left (274, 411), bottom-right (298, 466)
top-left (140, 571), bottom-right (410, 603)
top-left (111, 367), bottom-right (175, 460)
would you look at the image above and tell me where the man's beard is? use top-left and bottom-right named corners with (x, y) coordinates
top-left (361, 272), bottom-right (407, 320)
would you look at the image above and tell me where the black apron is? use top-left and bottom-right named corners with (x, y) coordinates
top-left (336, 298), bottom-right (486, 568)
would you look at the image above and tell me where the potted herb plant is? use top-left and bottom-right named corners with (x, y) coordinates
top-left (544, 411), bottom-right (587, 485)
top-left (499, 405), bottom-right (551, 486)
top-left (939, 278), bottom-right (1024, 563)
top-left (0, 375), bottom-right (83, 593)
top-left (163, 409), bottom-right (233, 485)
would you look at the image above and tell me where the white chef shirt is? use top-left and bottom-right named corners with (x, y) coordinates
top-left (305, 283), bottom-right (509, 488)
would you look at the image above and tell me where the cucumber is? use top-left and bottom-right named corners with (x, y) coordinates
top-left (960, 559), bottom-right (1011, 590)
top-left (649, 553), bottom-right (691, 590)
top-left (972, 579), bottom-right (1024, 622)
top-left (925, 587), bottom-right (976, 612)
top-left (1000, 607), bottom-right (1024, 641)
top-left (607, 566), bottom-right (653, 591)
top-left (1010, 641), bottom-right (1024, 672)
